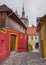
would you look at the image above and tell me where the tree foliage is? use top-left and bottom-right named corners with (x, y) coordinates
top-left (28, 44), bottom-right (33, 51)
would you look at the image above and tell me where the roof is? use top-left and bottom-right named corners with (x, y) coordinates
top-left (40, 15), bottom-right (46, 22)
top-left (37, 15), bottom-right (46, 25)
top-left (27, 27), bottom-right (38, 35)
top-left (0, 4), bottom-right (11, 12)
top-left (0, 4), bottom-right (27, 29)
top-left (37, 15), bottom-right (46, 28)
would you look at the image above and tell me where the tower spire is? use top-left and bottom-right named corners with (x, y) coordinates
top-left (22, 5), bottom-right (25, 18)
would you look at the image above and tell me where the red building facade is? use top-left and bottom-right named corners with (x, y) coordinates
top-left (0, 4), bottom-right (28, 62)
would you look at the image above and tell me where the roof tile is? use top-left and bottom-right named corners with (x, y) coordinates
top-left (27, 27), bottom-right (38, 35)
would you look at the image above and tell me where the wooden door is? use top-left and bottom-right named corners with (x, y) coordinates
top-left (10, 35), bottom-right (16, 51)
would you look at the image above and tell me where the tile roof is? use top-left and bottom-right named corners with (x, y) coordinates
top-left (0, 4), bottom-right (11, 12)
top-left (27, 27), bottom-right (38, 35)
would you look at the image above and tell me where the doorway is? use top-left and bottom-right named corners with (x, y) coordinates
top-left (10, 34), bottom-right (16, 51)
top-left (35, 42), bottom-right (39, 49)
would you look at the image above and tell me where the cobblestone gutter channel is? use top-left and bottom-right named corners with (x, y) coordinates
top-left (0, 51), bottom-right (46, 65)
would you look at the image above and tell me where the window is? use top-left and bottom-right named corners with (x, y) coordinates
top-left (31, 36), bottom-right (33, 40)
top-left (35, 36), bottom-right (37, 40)
top-left (0, 13), bottom-right (5, 29)
top-left (0, 21), bottom-right (5, 29)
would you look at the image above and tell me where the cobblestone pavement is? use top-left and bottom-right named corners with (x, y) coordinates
top-left (0, 51), bottom-right (46, 65)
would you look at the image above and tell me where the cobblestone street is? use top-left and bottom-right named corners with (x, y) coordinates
top-left (0, 51), bottom-right (46, 65)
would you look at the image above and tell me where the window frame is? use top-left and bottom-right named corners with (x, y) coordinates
top-left (35, 36), bottom-right (37, 40)
top-left (31, 36), bottom-right (33, 40)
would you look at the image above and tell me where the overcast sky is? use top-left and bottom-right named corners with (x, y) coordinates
top-left (0, 0), bottom-right (46, 27)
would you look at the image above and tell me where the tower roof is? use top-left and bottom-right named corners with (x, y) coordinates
top-left (22, 5), bottom-right (25, 18)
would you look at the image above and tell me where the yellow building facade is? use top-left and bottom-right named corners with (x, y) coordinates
top-left (27, 27), bottom-right (38, 50)
top-left (28, 35), bottom-right (38, 49)
top-left (37, 15), bottom-right (46, 59)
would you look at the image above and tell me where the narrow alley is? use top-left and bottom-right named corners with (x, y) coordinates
top-left (0, 51), bottom-right (46, 65)
top-left (0, 0), bottom-right (46, 65)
